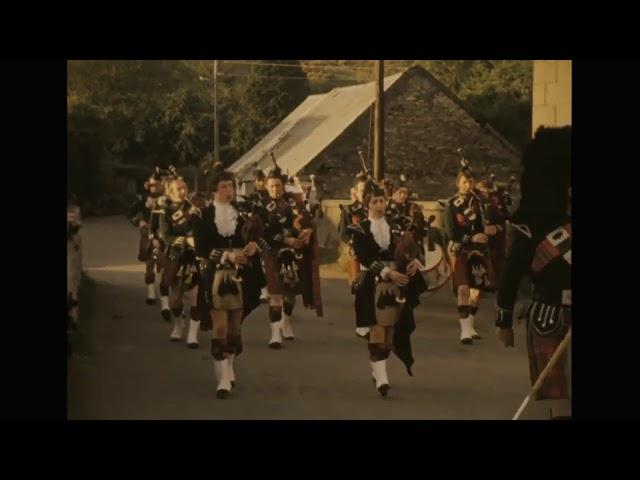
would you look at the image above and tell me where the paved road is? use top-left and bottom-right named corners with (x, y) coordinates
top-left (67, 215), bottom-right (554, 420)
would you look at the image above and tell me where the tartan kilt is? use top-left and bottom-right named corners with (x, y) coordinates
top-left (161, 257), bottom-right (180, 289)
top-left (262, 250), bottom-right (283, 295)
top-left (161, 248), bottom-right (195, 290)
top-left (526, 308), bottom-right (572, 400)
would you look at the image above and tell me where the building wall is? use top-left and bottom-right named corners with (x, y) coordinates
top-left (532, 60), bottom-right (572, 133)
top-left (299, 69), bottom-right (521, 200)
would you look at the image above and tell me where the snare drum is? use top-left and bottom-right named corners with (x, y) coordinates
top-left (422, 236), bottom-right (451, 297)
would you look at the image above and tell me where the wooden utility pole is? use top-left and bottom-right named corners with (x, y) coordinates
top-left (373, 60), bottom-right (384, 181)
top-left (213, 60), bottom-right (220, 161)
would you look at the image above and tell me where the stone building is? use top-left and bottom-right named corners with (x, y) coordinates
top-left (229, 65), bottom-right (520, 200)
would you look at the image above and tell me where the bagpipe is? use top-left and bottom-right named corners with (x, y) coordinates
top-left (220, 193), bottom-right (269, 283)
top-left (465, 194), bottom-right (498, 293)
top-left (348, 208), bottom-right (424, 302)
top-left (266, 151), bottom-right (311, 275)
top-left (160, 192), bottom-right (201, 287)
top-left (138, 225), bottom-right (164, 264)
top-left (175, 182), bottom-right (261, 308)
top-left (390, 209), bottom-right (426, 304)
top-left (478, 173), bottom-right (518, 227)
top-left (363, 214), bottom-right (426, 327)
top-left (339, 146), bottom-right (373, 224)
top-left (276, 199), bottom-right (307, 289)
top-left (193, 184), bottom-right (267, 276)
top-left (235, 193), bottom-right (270, 253)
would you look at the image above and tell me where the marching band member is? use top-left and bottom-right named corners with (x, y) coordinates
top-left (443, 159), bottom-right (497, 344)
top-left (127, 168), bottom-right (166, 307)
top-left (257, 155), bottom-right (322, 348)
top-left (193, 162), bottom-right (264, 398)
top-left (347, 181), bottom-right (428, 397)
top-left (157, 167), bottom-right (202, 346)
top-left (496, 126), bottom-right (572, 420)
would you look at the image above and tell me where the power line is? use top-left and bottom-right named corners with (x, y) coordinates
top-left (215, 67), bottom-right (407, 82)
top-left (195, 61), bottom-right (411, 85)
top-left (217, 72), bottom-right (382, 81)
top-left (217, 70), bottom-right (411, 82)
top-left (220, 60), bottom-right (410, 72)
top-left (310, 61), bottom-right (412, 69)
top-left (217, 72), bottom-right (310, 80)
top-left (222, 60), bottom-right (376, 71)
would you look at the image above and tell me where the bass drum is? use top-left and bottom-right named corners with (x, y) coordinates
top-left (422, 241), bottom-right (451, 298)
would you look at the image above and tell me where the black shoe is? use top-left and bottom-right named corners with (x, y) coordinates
top-left (161, 309), bottom-right (171, 322)
top-left (283, 336), bottom-right (295, 341)
top-left (472, 334), bottom-right (483, 340)
top-left (356, 332), bottom-right (370, 341)
top-left (187, 342), bottom-right (199, 349)
top-left (461, 337), bottom-right (473, 345)
top-left (216, 389), bottom-right (230, 399)
top-left (169, 337), bottom-right (181, 343)
top-left (378, 384), bottom-right (390, 397)
top-left (146, 298), bottom-right (157, 305)
top-left (231, 381), bottom-right (236, 388)
top-left (269, 342), bottom-right (282, 350)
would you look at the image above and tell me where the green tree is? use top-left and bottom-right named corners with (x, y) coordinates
top-left (459, 61), bottom-right (532, 150)
top-left (67, 102), bottom-right (109, 204)
top-left (68, 60), bottom-right (311, 170)
top-left (415, 60), bottom-right (532, 150)
top-left (68, 60), bottom-right (212, 168)
top-left (223, 60), bottom-right (310, 161)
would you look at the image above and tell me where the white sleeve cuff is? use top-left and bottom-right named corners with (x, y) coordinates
top-left (381, 266), bottom-right (391, 280)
